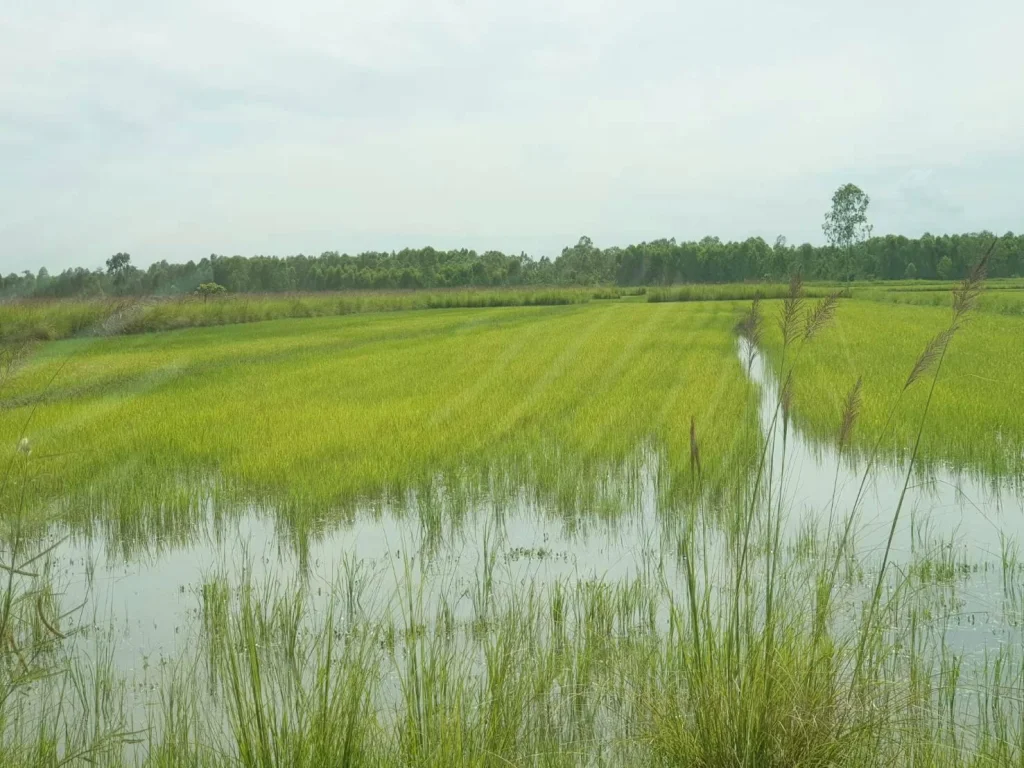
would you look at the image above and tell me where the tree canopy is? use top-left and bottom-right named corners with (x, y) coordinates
top-left (2, 231), bottom-right (1020, 299)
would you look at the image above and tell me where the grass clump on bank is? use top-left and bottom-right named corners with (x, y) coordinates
top-left (0, 287), bottom-right (596, 344)
top-left (647, 283), bottom-right (852, 303)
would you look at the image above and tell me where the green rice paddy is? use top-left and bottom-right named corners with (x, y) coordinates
top-left (2, 280), bottom-right (1024, 766)
top-left (761, 297), bottom-right (1024, 480)
top-left (2, 302), bottom-right (757, 532)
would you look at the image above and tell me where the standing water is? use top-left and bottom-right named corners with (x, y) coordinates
top-left (17, 338), bottom-right (1024, 710)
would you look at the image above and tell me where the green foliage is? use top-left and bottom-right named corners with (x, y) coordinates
top-left (823, 183), bottom-right (872, 280)
top-left (105, 252), bottom-right (131, 276)
top-left (0, 302), bottom-right (758, 526)
top-left (194, 282), bottom-right (227, 301)
top-left (104, 252), bottom-right (139, 293)
top-left (937, 254), bottom-right (955, 279)
top-left (648, 283), bottom-right (851, 303)
top-left (823, 184), bottom-right (872, 252)
top-left (759, 298), bottom-right (1024, 478)
top-left (0, 288), bottom-right (592, 343)
top-left (4, 231), bottom-right (1022, 299)
top-left (854, 279), bottom-right (1024, 316)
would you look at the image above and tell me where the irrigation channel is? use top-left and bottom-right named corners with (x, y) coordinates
top-left (31, 340), bottom-right (1024, 714)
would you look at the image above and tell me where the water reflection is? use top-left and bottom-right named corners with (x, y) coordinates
top-left (54, 460), bottom-right (671, 675)
top-left (33, 340), bottom-right (1024, 681)
top-left (743, 338), bottom-right (1024, 558)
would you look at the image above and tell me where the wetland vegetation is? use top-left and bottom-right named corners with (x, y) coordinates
top-left (5, 0), bottom-right (1021, 753)
top-left (1, 260), bottom-right (1023, 766)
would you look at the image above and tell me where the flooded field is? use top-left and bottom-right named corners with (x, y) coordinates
top-left (3, 286), bottom-right (1024, 765)
top-left (37, 338), bottom-right (1024, 672)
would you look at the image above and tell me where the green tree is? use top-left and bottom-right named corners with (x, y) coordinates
top-left (936, 255), bottom-right (954, 280)
top-left (106, 252), bottom-right (132, 286)
top-left (904, 262), bottom-right (918, 280)
top-left (823, 184), bottom-right (872, 279)
top-left (195, 282), bottom-right (227, 302)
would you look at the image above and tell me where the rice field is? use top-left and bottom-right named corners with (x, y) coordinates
top-left (3, 279), bottom-right (1024, 766)
top-left (858, 289), bottom-right (1024, 316)
top-left (1, 302), bottom-right (758, 542)
top-left (759, 297), bottom-right (1024, 480)
top-left (852, 279), bottom-right (1024, 316)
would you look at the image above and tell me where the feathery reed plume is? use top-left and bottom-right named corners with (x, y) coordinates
top-left (737, 296), bottom-right (764, 344)
top-left (903, 327), bottom-right (955, 391)
top-left (778, 274), bottom-right (805, 346)
top-left (788, 272), bottom-right (803, 300)
top-left (689, 416), bottom-right (701, 476)
top-left (736, 296), bottom-right (764, 370)
top-left (803, 292), bottom-right (841, 341)
top-left (837, 377), bottom-right (863, 449)
top-left (952, 241), bottom-right (993, 321)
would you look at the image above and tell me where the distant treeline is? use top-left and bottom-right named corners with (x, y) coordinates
top-left (3, 232), bottom-right (1020, 299)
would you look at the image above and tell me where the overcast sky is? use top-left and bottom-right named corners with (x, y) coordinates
top-left (2, 0), bottom-right (1022, 273)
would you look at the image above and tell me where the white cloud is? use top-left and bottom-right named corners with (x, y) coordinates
top-left (1, 0), bottom-right (1022, 272)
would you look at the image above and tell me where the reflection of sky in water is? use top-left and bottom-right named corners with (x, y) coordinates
top-left (42, 341), bottom-right (1024, 681)
top-left (743, 339), bottom-right (1024, 557)
top-left (57, 482), bottom-right (669, 675)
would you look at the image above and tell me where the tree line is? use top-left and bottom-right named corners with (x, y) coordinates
top-left (3, 184), bottom-right (1020, 298)
top-left (3, 231), bottom-right (1019, 300)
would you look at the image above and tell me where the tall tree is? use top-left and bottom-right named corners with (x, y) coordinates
top-left (823, 184), bottom-right (872, 279)
top-left (106, 252), bottom-right (132, 287)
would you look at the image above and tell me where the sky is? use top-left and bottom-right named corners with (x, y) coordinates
top-left (2, 0), bottom-right (1023, 274)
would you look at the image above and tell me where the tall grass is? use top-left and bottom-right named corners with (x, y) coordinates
top-left (0, 288), bottom-right (595, 344)
top-left (647, 283), bottom-right (852, 303)
top-left (854, 284), bottom-right (1024, 316)
top-left (35, 521), bottom-right (1020, 766)
top-left (0, 338), bottom-right (132, 765)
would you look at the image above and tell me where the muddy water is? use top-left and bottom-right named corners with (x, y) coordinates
top-left (34, 341), bottom-right (1024, 681)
